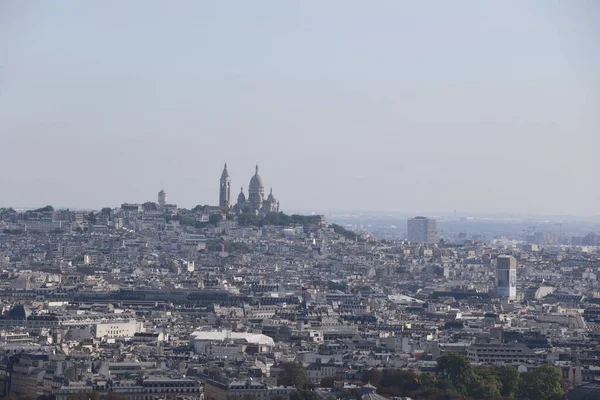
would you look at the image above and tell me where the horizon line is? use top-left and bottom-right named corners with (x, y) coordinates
top-left (2, 204), bottom-right (599, 220)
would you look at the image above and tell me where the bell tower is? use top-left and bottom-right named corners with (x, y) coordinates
top-left (219, 163), bottom-right (231, 208)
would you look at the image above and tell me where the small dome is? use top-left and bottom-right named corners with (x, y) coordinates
top-left (237, 187), bottom-right (246, 203)
top-left (158, 189), bottom-right (166, 196)
top-left (267, 188), bottom-right (276, 202)
top-left (7, 304), bottom-right (32, 320)
top-left (249, 165), bottom-right (264, 189)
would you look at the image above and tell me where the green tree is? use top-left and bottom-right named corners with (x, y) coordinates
top-left (223, 241), bottom-right (249, 253)
top-left (290, 215), bottom-right (308, 225)
top-left (518, 364), bottom-right (566, 400)
top-left (417, 372), bottom-right (438, 389)
top-left (263, 212), bottom-right (288, 226)
top-left (142, 201), bottom-right (158, 211)
top-left (290, 391), bottom-right (320, 400)
top-left (362, 368), bottom-right (382, 385)
top-left (235, 212), bottom-right (312, 227)
top-left (85, 212), bottom-right (97, 225)
top-left (238, 213), bottom-right (260, 227)
top-left (378, 369), bottom-right (419, 397)
top-left (330, 224), bottom-right (358, 241)
top-left (436, 353), bottom-right (474, 396)
top-left (406, 387), bottom-right (452, 400)
top-left (319, 376), bottom-right (336, 387)
top-left (209, 213), bottom-right (223, 225)
top-left (337, 388), bottom-right (361, 400)
top-left (278, 362), bottom-right (307, 389)
top-left (34, 205), bottom-right (54, 212)
top-left (468, 373), bottom-right (501, 399)
top-left (496, 365), bottom-right (520, 398)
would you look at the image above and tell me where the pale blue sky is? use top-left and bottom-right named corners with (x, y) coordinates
top-left (0, 1), bottom-right (598, 215)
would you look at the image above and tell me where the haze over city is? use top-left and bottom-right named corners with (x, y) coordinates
top-left (1, 1), bottom-right (598, 215)
top-left (3, 3), bottom-right (600, 400)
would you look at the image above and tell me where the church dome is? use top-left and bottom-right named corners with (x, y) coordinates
top-left (158, 189), bottom-right (166, 196)
top-left (249, 165), bottom-right (264, 189)
top-left (237, 187), bottom-right (246, 203)
top-left (267, 188), bottom-right (276, 202)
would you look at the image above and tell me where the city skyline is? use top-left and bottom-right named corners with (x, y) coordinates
top-left (1, 3), bottom-right (599, 399)
top-left (1, 1), bottom-right (599, 215)
top-left (2, 182), bottom-right (600, 219)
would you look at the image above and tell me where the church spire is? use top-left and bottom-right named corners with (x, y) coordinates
top-left (221, 163), bottom-right (230, 178)
top-left (219, 162), bottom-right (231, 208)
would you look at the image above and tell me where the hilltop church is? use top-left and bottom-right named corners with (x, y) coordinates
top-left (219, 164), bottom-right (280, 215)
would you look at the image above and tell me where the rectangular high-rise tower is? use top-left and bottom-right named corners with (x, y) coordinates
top-left (496, 255), bottom-right (517, 300)
top-left (407, 216), bottom-right (438, 243)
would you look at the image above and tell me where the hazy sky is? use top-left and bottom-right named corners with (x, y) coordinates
top-left (1, 1), bottom-right (598, 215)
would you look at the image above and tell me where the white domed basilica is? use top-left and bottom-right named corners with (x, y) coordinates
top-left (219, 163), bottom-right (279, 214)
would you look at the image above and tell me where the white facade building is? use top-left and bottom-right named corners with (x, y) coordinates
top-left (190, 330), bottom-right (274, 355)
top-left (496, 255), bottom-right (517, 300)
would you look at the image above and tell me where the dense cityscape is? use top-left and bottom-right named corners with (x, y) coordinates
top-left (2, 2), bottom-right (598, 399)
top-left (0, 164), bottom-right (598, 400)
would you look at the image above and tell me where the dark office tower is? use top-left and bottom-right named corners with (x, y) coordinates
top-left (219, 163), bottom-right (231, 209)
top-left (407, 216), bottom-right (438, 243)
